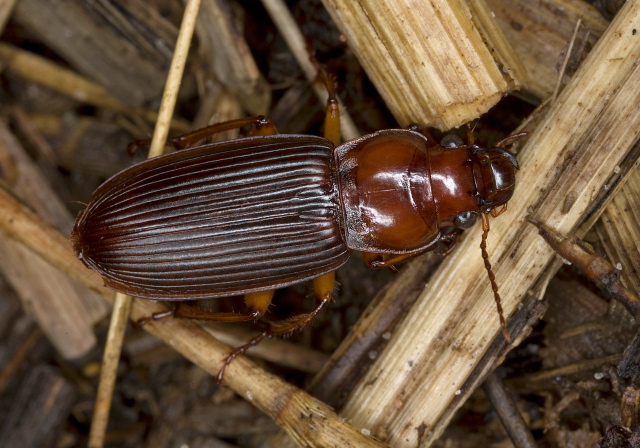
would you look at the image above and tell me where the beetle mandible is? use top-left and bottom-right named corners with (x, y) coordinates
top-left (71, 84), bottom-right (524, 381)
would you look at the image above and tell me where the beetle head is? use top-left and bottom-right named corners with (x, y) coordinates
top-left (471, 146), bottom-right (519, 212)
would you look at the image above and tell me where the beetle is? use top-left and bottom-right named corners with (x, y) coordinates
top-left (70, 88), bottom-right (524, 381)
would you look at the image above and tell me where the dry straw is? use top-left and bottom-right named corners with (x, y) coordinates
top-left (88, 1), bottom-right (203, 446)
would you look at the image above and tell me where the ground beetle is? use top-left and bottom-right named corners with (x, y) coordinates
top-left (71, 86), bottom-right (525, 380)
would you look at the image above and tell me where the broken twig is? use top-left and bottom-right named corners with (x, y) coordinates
top-left (527, 217), bottom-right (640, 323)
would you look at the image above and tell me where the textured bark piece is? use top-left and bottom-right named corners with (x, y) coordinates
top-left (0, 123), bottom-right (107, 359)
top-left (0, 365), bottom-right (76, 448)
top-left (13, 0), bottom-right (176, 106)
top-left (486, 0), bottom-right (607, 99)
top-left (321, 0), bottom-right (527, 130)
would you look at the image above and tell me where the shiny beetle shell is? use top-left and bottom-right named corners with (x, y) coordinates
top-left (71, 135), bottom-right (349, 300)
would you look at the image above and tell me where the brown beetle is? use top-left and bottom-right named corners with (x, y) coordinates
top-left (71, 90), bottom-right (524, 380)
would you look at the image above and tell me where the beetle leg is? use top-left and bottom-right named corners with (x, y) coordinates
top-left (322, 75), bottom-right (341, 146)
top-left (435, 230), bottom-right (462, 256)
top-left (313, 271), bottom-right (335, 301)
top-left (493, 132), bottom-right (530, 148)
top-left (216, 273), bottom-right (335, 383)
top-left (267, 290), bottom-right (331, 335)
top-left (246, 117), bottom-right (277, 137)
top-left (362, 252), bottom-right (420, 269)
top-left (412, 126), bottom-right (439, 145)
top-left (173, 291), bottom-right (274, 321)
top-left (135, 291), bottom-right (275, 327)
top-left (490, 203), bottom-right (508, 218)
top-left (170, 116), bottom-right (278, 149)
top-left (126, 139), bottom-right (173, 156)
top-left (216, 331), bottom-right (269, 383)
top-left (267, 272), bottom-right (335, 335)
top-left (263, 271), bottom-right (335, 337)
top-left (134, 308), bottom-right (175, 327)
top-left (171, 303), bottom-right (255, 321)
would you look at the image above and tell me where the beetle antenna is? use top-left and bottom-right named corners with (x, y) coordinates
top-left (480, 213), bottom-right (511, 342)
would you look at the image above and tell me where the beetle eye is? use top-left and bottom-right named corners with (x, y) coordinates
top-left (441, 134), bottom-right (464, 149)
top-left (454, 211), bottom-right (478, 229)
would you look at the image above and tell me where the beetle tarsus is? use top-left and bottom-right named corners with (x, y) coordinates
top-left (493, 132), bottom-right (530, 149)
top-left (126, 139), bottom-right (149, 156)
top-left (215, 332), bottom-right (270, 384)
